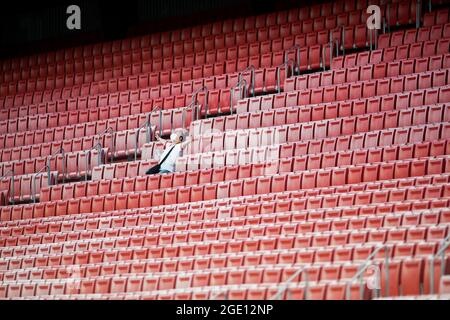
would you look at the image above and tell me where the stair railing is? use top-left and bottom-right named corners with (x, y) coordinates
top-left (229, 78), bottom-right (248, 115)
top-left (345, 244), bottom-right (390, 300)
top-left (417, 0), bottom-right (422, 29)
top-left (134, 113), bottom-right (154, 161)
top-left (276, 59), bottom-right (295, 94)
top-left (270, 266), bottom-right (309, 300)
top-left (284, 45), bottom-right (301, 75)
top-left (429, 234), bottom-right (450, 294)
top-left (0, 170), bottom-right (15, 205)
top-left (210, 290), bottom-right (229, 300)
top-left (84, 142), bottom-right (104, 181)
top-left (238, 65), bottom-right (256, 97)
top-left (189, 86), bottom-right (208, 118)
top-left (32, 165), bottom-right (53, 203)
top-left (47, 147), bottom-right (66, 184)
top-left (95, 127), bottom-right (115, 162)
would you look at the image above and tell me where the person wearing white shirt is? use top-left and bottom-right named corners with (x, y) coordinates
top-left (154, 129), bottom-right (189, 174)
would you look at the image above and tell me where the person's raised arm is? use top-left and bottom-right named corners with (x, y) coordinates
top-left (154, 131), bottom-right (167, 143)
top-left (179, 134), bottom-right (191, 150)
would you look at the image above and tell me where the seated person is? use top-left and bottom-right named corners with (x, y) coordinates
top-left (153, 129), bottom-right (189, 174)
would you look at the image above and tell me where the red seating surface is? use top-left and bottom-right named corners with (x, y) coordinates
top-left (0, 0), bottom-right (449, 300)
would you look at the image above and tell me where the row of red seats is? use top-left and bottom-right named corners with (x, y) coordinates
top-left (3, 171), bottom-right (448, 227)
top-left (0, 129), bottom-right (154, 202)
top-left (422, 6), bottom-right (450, 26)
top-left (0, 148), bottom-right (106, 180)
top-left (0, 12), bottom-right (385, 99)
top-left (0, 17), bottom-right (372, 87)
top-left (0, 215), bottom-right (448, 281)
top-left (0, 109), bottom-right (156, 151)
top-left (3, 188), bottom-right (448, 259)
top-left (0, 70), bottom-right (250, 122)
top-left (0, 222), bottom-right (446, 285)
top-left (332, 40), bottom-right (450, 70)
top-left (0, 240), bottom-right (445, 291)
top-left (0, 234), bottom-right (447, 282)
top-left (3, 184), bottom-right (448, 252)
top-left (0, 69), bottom-right (246, 124)
top-left (15, 47), bottom-right (442, 123)
top-left (0, 0), bottom-right (411, 73)
top-left (0, 66), bottom-right (248, 121)
top-left (1, 198), bottom-right (447, 264)
top-left (3, 119), bottom-right (440, 208)
top-left (0, 205), bottom-right (447, 264)
top-left (253, 72), bottom-right (448, 113)
top-left (8, 154), bottom-right (443, 215)
top-left (236, 81), bottom-right (450, 115)
top-left (0, 128), bottom-right (119, 164)
top-left (331, 40), bottom-right (450, 75)
top-left (0, 109), bottom-right (189, 164)
top-left (0, 55), bottom-right (274, 104)
top-left (0, 39), bottom-right (297, 98)
top-left (187, 112), bottom-right (449, 156)
top-left (1, 253), bottom-right (448, 300)
top-left (202, 85), bottom-right (448, 134)
top-left (0, 104), bottom-right (158, 136)
top-left (41, 140), bottom-right (450, 204)
top-left (0, 172), bottom-right (56, 203)
top-left (202, 90), bottom-right (449, 136)
top-left (189, 103), bottom-right (450, 155)
top-left (379, 20), bottom-right (450, 50)
top-left (185, 126), bottom-right (448, 171)
top-left (91, 160), bottom-right (157, 182)
top-left (287, 58), bottom-right (449, 92)
top-left (3, 184), bottom-right (448, 239)
top-left (4, 38), bottom-right (445, 114)
top-left (1, 204), bottom-right (447, 264)
top-left (8, 17), bottom-right (442, 103)
top-left (182, 129), bottom-right (450, 177)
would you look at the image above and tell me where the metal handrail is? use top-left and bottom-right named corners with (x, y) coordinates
top-left (335, 39), bottom-right (339, 58)
top-left (284, 45), bottom-right (301, 75)
top-left (326, 33), bottom-right (339, 68)
top-left (185, 98), bottom-right (202, 123)
top-left (387, 3), bottom-right (391, 33)
top-left (276, 59), bottom-right (295, 94)
top-left (186, 86), bottom-right (208, 120)
top-left (238, 65), bottom-right (256, 97)
top-left (345, 244), bottom-right (390, 300)
top-left (95, 127), bottom-right (115, 161)
top-left (84, 142), bottom-right (104, 181)
top-left (229, 78), bottom-right (248, 115)
top-left (417, 0), bottom-right (422, 29)
top-left (190, 86), bottom-right (208, 117)
top-left (429, 234), bottom-right (450, 294)
top-left (32, 165), bottom-right (52, 203)
top-left (270, 266), bottom-right (309, 300)
top-left (47, 147), bottom-right (66, 184)
top-left (134, 113), bottom-right (153, 161)
top-left (322, 43), bottom-right (333, 72)
top-left (0, 170), bottom-right (15, 205)
top-left (341, 25), bottom-right (346, 55)
top-left (323, 40), bottom-right (337, 69)
top-left (210, 290), bottom-right (229, 300)
top-left (369, 27), bottom-right (378, 51)
top-left (150, 106), bottom-right (162, 136)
